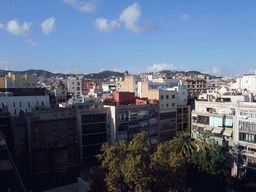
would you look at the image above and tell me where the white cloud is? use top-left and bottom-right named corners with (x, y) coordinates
top-left (3, 19), bottom-right (32, 36)
top-left (24, 39), bottom-right (38, 47)
top-left (181, 14), bottom-right (190, 20)
top-left (212, 67), bottom-right (221, 74)
top-left (119, 3), bottom-right (157, 33)
top-left (41, 17), bottom-right (56, 35)
top-left (249, 68), bottom-right (255, 73)
top-left (94, 18), bottom-right (121, 32)
top-left (202, 67), bottom-right (221, 75)
top-left (63, 0), bottom-right (96, 12)
top-left (148, 63), bottom-right (176, 72)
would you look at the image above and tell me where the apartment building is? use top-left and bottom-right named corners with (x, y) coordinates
top-left (115, 77), bottom-right (124, 92)
top-left (68, 77), bottom-right (82, 96)
top-left (184, 78), bottom-right (207, 98)
top-left (191, 98), bottom-right (240, 170)
top-left (231, 70), bottom-right (256, 93)
top-left (10, 107), bottom-right (80, 192)
top-left (105, 104), bottom-right (159, 146)
top-left (141, 81), bottom-right (177, 141)
top-left (0, 94), bottom-right (49, 116)
top-left (74, 103), bottom-right (111, 168)
top-left (123, 75), bottom-right (139, 97)
top-left (82, 80), bottom-right (102, 95)
top-left (1, 72), bottom-right (38, 88)
top-left (233, 102), bottom-right (256, 177)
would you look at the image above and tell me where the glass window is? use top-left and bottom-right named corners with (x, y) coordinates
top-left (172, 95), bottom-right (175, 99)
top-left (20, 102), bottom-right (21, 107)
top-left (166, 95), bottom-right (169, 99)
top-left (166, 104), bottom-right (169, 107)
top-left (13, 102), bottom-right (15, 108)
top-left (161, 95), bottom-right (164, 99)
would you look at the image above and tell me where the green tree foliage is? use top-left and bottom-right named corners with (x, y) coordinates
top-left (194, 130), bottom-right (214, 153)
top-left (91, 132), bottom-right (191, 192)
top-left (188, 145), bottom-right (229, 191)
top-left (169, 131), bottom-right (196, 158)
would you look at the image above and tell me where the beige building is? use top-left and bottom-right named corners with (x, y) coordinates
top-left (68, 77), bottom-right (82, 96)
top-left (0, 72), bottom-right (37, 88)
top-left (141, 81), bottom-right (178, 142)
top-left (123, 75), bottom-right (139, 96)
top-left (115, 77), bottom-right (124, 92)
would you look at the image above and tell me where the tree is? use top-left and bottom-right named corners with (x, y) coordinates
top-left (194, 130), bottom-right (214, 153)
top-left (169, 131), bottom-right (196, 158)
top-left (91, 132), bottom-right (192, 192)
top-left (96, 132), bottom-right (153, 191)
top-left (188, 145), bottom-right (229, 191)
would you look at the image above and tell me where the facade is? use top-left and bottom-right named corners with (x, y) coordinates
top-left (68, 77), bottom-right (82, 96)
top-left (123, 75), bottom-right (139, 97)
top-left (184, 78), bottom-right (207, 98)
top-left (75, 103), bottom-right (111, 168)
top-left (0, 95), bottom-right (50, 116)
top-left (10, 107), bottom-right (81, 192)
top-left (177, 105), bottom-right (191, 134)
top-left (233, 102), bottom-right (256, 177)
top-left (102, 83), bottom-right (116, 93)
top-left (191, 99), bottom-right (238, 169)
top-left (82, 80), bottom-right (102, 95)
top-left (2, 72), bottom-right (38, 88)
top-left (105, 104), bottom-right (159, 146)
top-left (232, 71), bottom-right (256, 93)
top-left (115, 77), bottom-right (124, 92)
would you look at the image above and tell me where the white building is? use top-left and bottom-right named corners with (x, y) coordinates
top-left (68, 77), bottom-right (82, 96)
top-left (102, 84), bottom-right (116, 93)
top-left (231, 71), bottom-right (256, 93)
top-left (167, 85), bottom-right (188, 106)
top-left (233, 102), bottom-right (256, 176)
top-left (0, 95), bottom-right (50, 116)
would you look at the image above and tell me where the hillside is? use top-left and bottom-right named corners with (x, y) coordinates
top-left (159, 70), bottom-right (221, 79)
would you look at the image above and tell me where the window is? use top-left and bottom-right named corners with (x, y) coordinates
top-left (42, 101), bottom-right (44, 106)
top-left (2, 103), bottom-right (4, 108)
top-left (28, 102), bottom-right (31, 107)
top-left (171, 103), bottom-right (175, 107)
top-left (20, 102), bottom-right (21, 107)
top-left (37, 101), bottom-right (39, 106)
top-left (166, 95), bottom-right (169, 99)
top-left (77, 87), bottom-right (80, 91)
top-left (14, 109), bottom-right (16, 115)
top-left (72, 87), bottom-right (74, 89)
top-left (172, 95), bottom-right (175, 99)
top-left (72, 82), bottom-right (74, 85)
top-left (161, 104), bottom-right (164, 108)
top-left (166, 104), bottom-right (169, 107)
top-left (77, 82), bottom-right (80, 86)
top-left (161, 95), bottom-right (164, 99)
top-left (13, 102), bottom-right (15, 108)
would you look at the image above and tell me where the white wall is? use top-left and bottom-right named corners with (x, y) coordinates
top-left (0, 95), bottom-right (50, 116)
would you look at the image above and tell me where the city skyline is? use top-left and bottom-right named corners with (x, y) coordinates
top-left (1, 0), bottom-right (256, 77)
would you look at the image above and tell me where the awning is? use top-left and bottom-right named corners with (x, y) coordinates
top-left (212, 127), bottom-right (223, 134)
top-left (204, 126), bottom-right (213, 131)
top-left (230, 108), bottom-right (235, 110)
top-left (223, 128), bottom-right (233, 137)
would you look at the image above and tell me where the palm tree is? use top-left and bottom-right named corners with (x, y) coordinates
top-left (194, 130), bottom-right (214, 153)
top-left (169, 131), bottom-right (196, 158)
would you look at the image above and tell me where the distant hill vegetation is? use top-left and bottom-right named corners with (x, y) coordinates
top-left (0, 69), bottom-right (125, 79)
top-left (0, 69), bottom-right (220, 79)
top-left (159, 70), bottom-right (221, 79)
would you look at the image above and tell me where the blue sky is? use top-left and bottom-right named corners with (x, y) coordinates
top-left (1, 0), bottom-right (256, 77)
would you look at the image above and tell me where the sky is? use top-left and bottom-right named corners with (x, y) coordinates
top-left (1, 0), bottom-right (256, 77)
